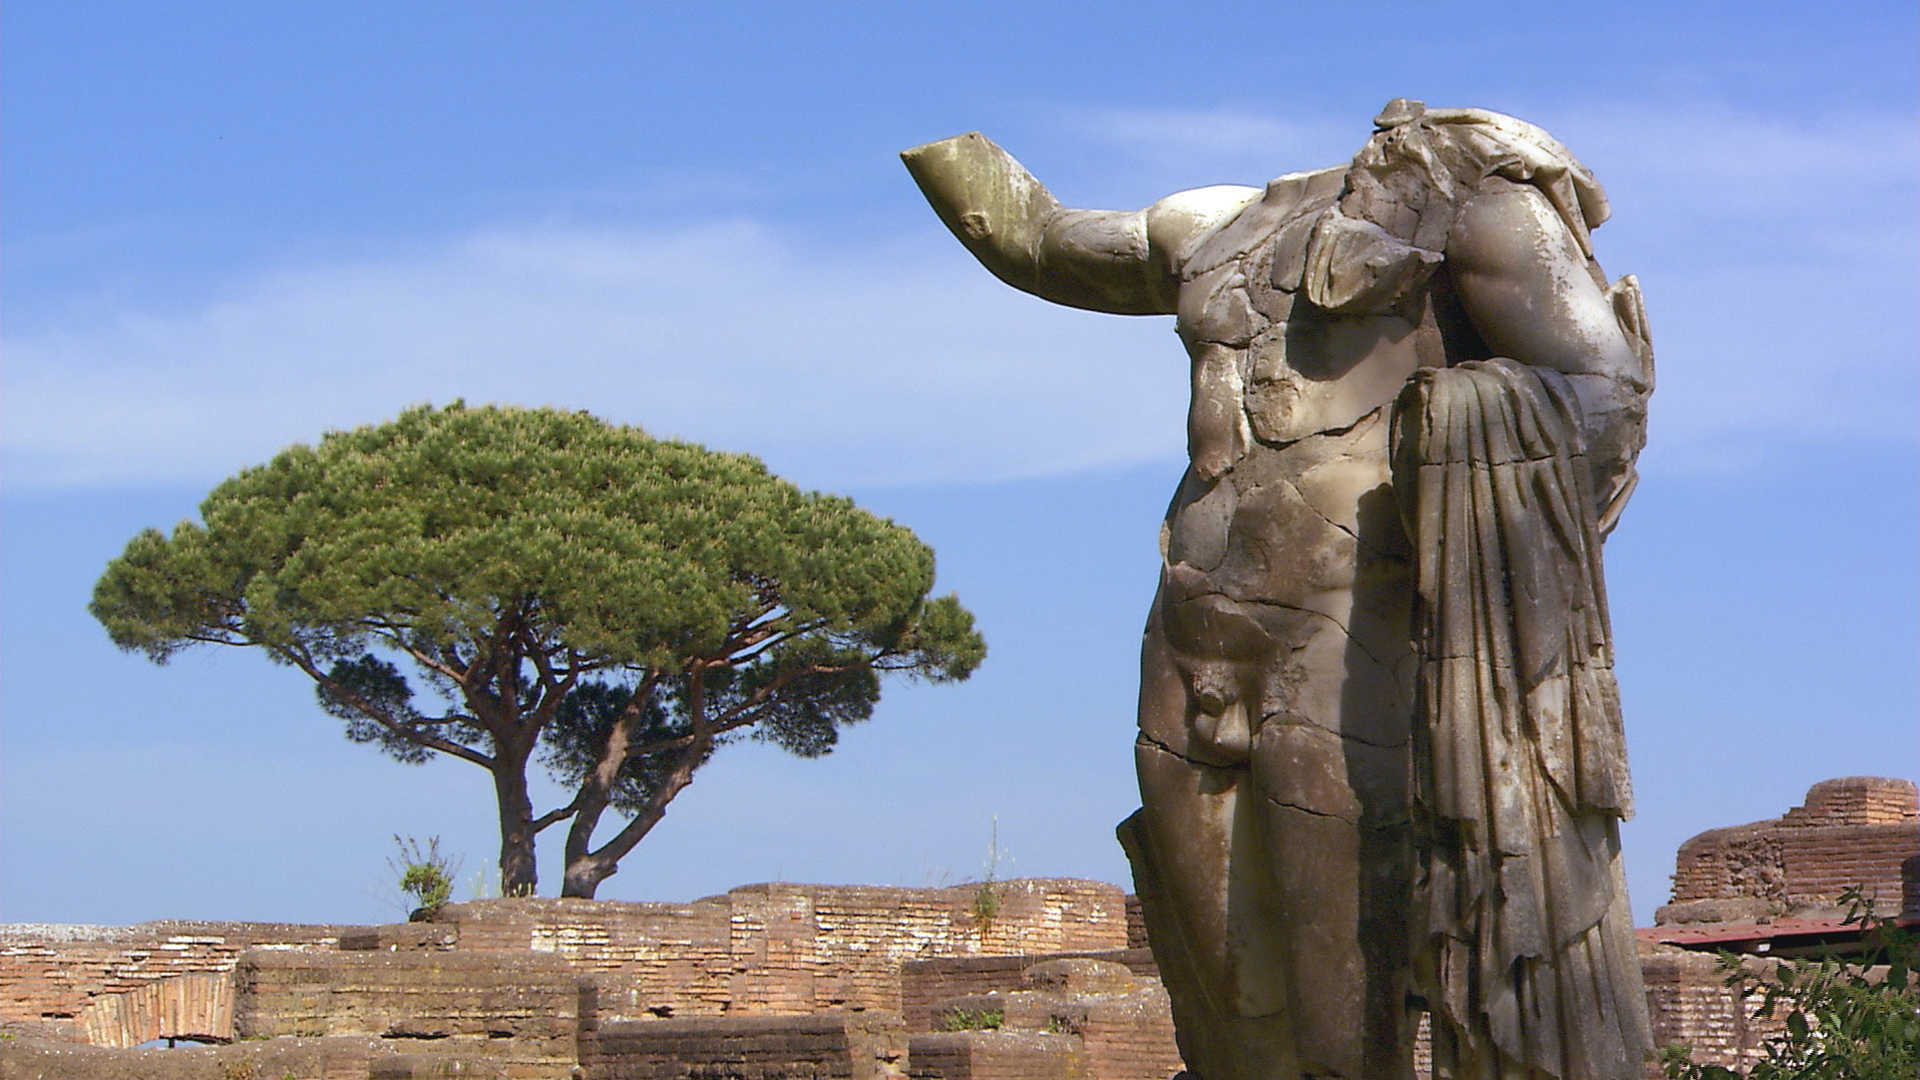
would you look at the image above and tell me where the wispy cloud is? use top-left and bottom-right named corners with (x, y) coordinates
top-left (1054, 98), bottom-right (1919, 468)
top-left (1558, 101), bottom-right (1919, 217)
top-left (3, 221), bottom-right (1189, 493)
top-left (1051, 106), bottom-right (1356, 195)
top-left (1066, 106), bottom-right (1351, 161)
top-left (6, 99), bottom-right (1913, 494)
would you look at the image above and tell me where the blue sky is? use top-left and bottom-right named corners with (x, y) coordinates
top-left (4, 2), bottom-right (1914, 927)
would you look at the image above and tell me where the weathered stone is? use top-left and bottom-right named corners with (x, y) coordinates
top-left (907, 1030), bottom-right (1079, 1080)
top-left (906, 101), bottom-right (1657, 1080)
top-left (0, 1033), bottom-right (368, 1080)
top-left (1654, 897), bottom-right (1782, 926)
top-left (589, 1012), bottom-right (909, 1080)
top-left (915, 957), bottom-right (1181, 1080)
top-left (368, 1054), bottom-right (510, 1079)
top-left (336, 923), bottom-right (458, 952)
top-left (1661, 777), bottom-right (1918, 922)
top-left (1019, 957), bottom-right (1140, 996)
top-left (896, 949), bottom-right (1157, 1033)
top-left (233, 948), bottom-right (580, 1070)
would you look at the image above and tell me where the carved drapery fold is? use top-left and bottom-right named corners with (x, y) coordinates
top-left (1392, 359), bottom-right (1653, 1080)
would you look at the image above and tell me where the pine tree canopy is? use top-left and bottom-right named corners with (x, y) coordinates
top-left (91, 403), bottom-right (985, 896)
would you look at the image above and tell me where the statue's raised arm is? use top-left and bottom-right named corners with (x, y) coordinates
top-left (901, 132), bottom-right (1258, 315)
top-left (902, 102), bottom-right (1659, 1080)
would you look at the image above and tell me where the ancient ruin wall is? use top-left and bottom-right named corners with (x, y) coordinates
top-left (443, 878), bottom-right (1127, 1018)
top-left (1669, 777), bottom-right (1917, 911)
top-left (0, 921), bottom-right (349, 1037)
top-left (0, 878), bottom-right (1125, 1046)
top-left (586, 1012), bottom-right (910, 1080)
top-left (236, 949), bottom-right (581, 1074)
top-left (7, 829), bottom-right (1912, 1079)
top-left (898, 949), bottom-right (1157, 1032)
top-left (1640, 946), bottom-right (1783, 1072)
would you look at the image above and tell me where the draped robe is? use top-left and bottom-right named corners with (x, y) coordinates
top-left (1391, 359), bottom-right (1654, 1080)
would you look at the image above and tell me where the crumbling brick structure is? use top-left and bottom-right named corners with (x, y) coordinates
top-left (0, 920), bottom-right (354, 1042)
top-left (4, 781), bottom-right (1914, 1080)
top-left (1644, 776), bottom-right (1919, 1073)
top-left (1663, 776), bottom-right (1916, 924)
top-left (445, 879), bottom-right (1126, 1018)
top-left (0, 879), bottom-right (1141, 1080)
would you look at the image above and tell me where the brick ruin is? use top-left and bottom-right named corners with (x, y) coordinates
top-left (1, 879), bottom-right (1168, 1080)
top-left (1661, 775), bottom-right (1915, 923)
top-left (1637, 775), bottom-right (1918, 1073)
top-left (2, 778), bottom-right (1913, 1079)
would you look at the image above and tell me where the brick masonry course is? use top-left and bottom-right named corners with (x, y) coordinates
top-left (1668, 777), bottom-right (1917, 915)
top-left (0, 781), bottom-right (1912, 1080)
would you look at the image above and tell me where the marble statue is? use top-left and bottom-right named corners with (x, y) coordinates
top-left (904, 100), bottom-right (1656, 1080)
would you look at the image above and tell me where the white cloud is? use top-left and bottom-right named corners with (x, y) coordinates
top-left (3, 222), bottom-right (1190, 493)
top-left (1554, 102), bottom-right (1919, 217)
top-left (6, 98), bottom-right (1913, 494)
top-left (1066, 105), bottom-right (1352, 162)
top-left (1054, 98), bottom-right (1919, 468)
top-left (1049, 106), bottom-right (1356, 198)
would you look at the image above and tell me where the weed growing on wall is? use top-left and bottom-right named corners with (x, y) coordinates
top-left (971, 817), bottom-right (1013, 926)
top-left (938, 1007), bottom-right (1005, 1032)
top-left (388, 835), bottom-right (459, 918)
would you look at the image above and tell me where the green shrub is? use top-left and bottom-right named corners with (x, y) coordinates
top-left (388, 835), bottom-right (458, 916)
top-left (938, 1006), bottom-right (1005, 1031)
top-left (1661, 887), bottom-right (1916, 1079)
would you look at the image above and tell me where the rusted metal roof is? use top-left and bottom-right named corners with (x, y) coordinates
top-left (1638, 917), bottom-right (1860, 950)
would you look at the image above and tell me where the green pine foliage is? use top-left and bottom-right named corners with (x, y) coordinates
top-left (92, 403), bottom-right (985, 897)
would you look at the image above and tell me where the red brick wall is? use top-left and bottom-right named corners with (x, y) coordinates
top-left (1782, 777), bottom-right (1918, 827)
top-left (585, 1012), bottom-right (909, 1080)
top-left (898, 949), bottom-right (1156, 1032)
top-left (0, 921), bottom-right (347, 1028)
top-left (905, 1030), bottom-right (1078, 1080)
top-left (1670, 778), bottom-right (1917, 910)
top-left (235, 949), bottom-right (580, 1073)
top-left (1640, 946), bottom-right (1781, 1072)
top-left (443, 879), bottom-right (1128, 1017)
top-left (77, 970), bottom-right (234, 1048)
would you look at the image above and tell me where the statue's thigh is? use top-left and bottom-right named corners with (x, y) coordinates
top-left (1246, 722), bottom-right (1366, 1037)
top-left (1246, 721), bottom-right (1415, 1076)
top-left (1133, 733), bottom-right (1237, 993)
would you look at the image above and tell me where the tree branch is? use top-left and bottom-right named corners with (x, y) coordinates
top-left (523, 638), bottom-right (583, 723)
top-left (531, 797), bottom-right (581, 833)
top-left (709, 658), bottom-right (866, 732)
top-left (721, 618), bottom-right (831, 667)
top-left (384, 633), bottom-right (471, 686)
top-left (183, 630), bottom-right (255, 648)
top-left (722, 599), bottom-right (781, 647)
top-left (581, 739), bottom-right (704, 869)
top-left (281, 646), bottom-right (495, 769)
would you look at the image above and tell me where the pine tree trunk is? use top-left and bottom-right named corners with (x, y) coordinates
top-left (493, 766), bottom-right (539, 897)
top-left (561, 856), bottom-right (614, 898)
top-left (557, 740), bottom-right (705, 898)
top-left (560, 793), bottom-right (613, 898)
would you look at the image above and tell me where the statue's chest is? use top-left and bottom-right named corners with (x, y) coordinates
top-left (1176, 239), bottom-right (1430, 449)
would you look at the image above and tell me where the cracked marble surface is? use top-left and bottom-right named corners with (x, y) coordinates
top-left (906, 99), bottom-right (1654, 1080)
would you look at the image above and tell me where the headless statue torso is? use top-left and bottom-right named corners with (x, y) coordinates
top-left (904, 100), bottom-right (1654, 1080)
top-left (1155, 164), bottom-right (1433, 757)
top-left (1137, 164), bottom-right (1430, 1080)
